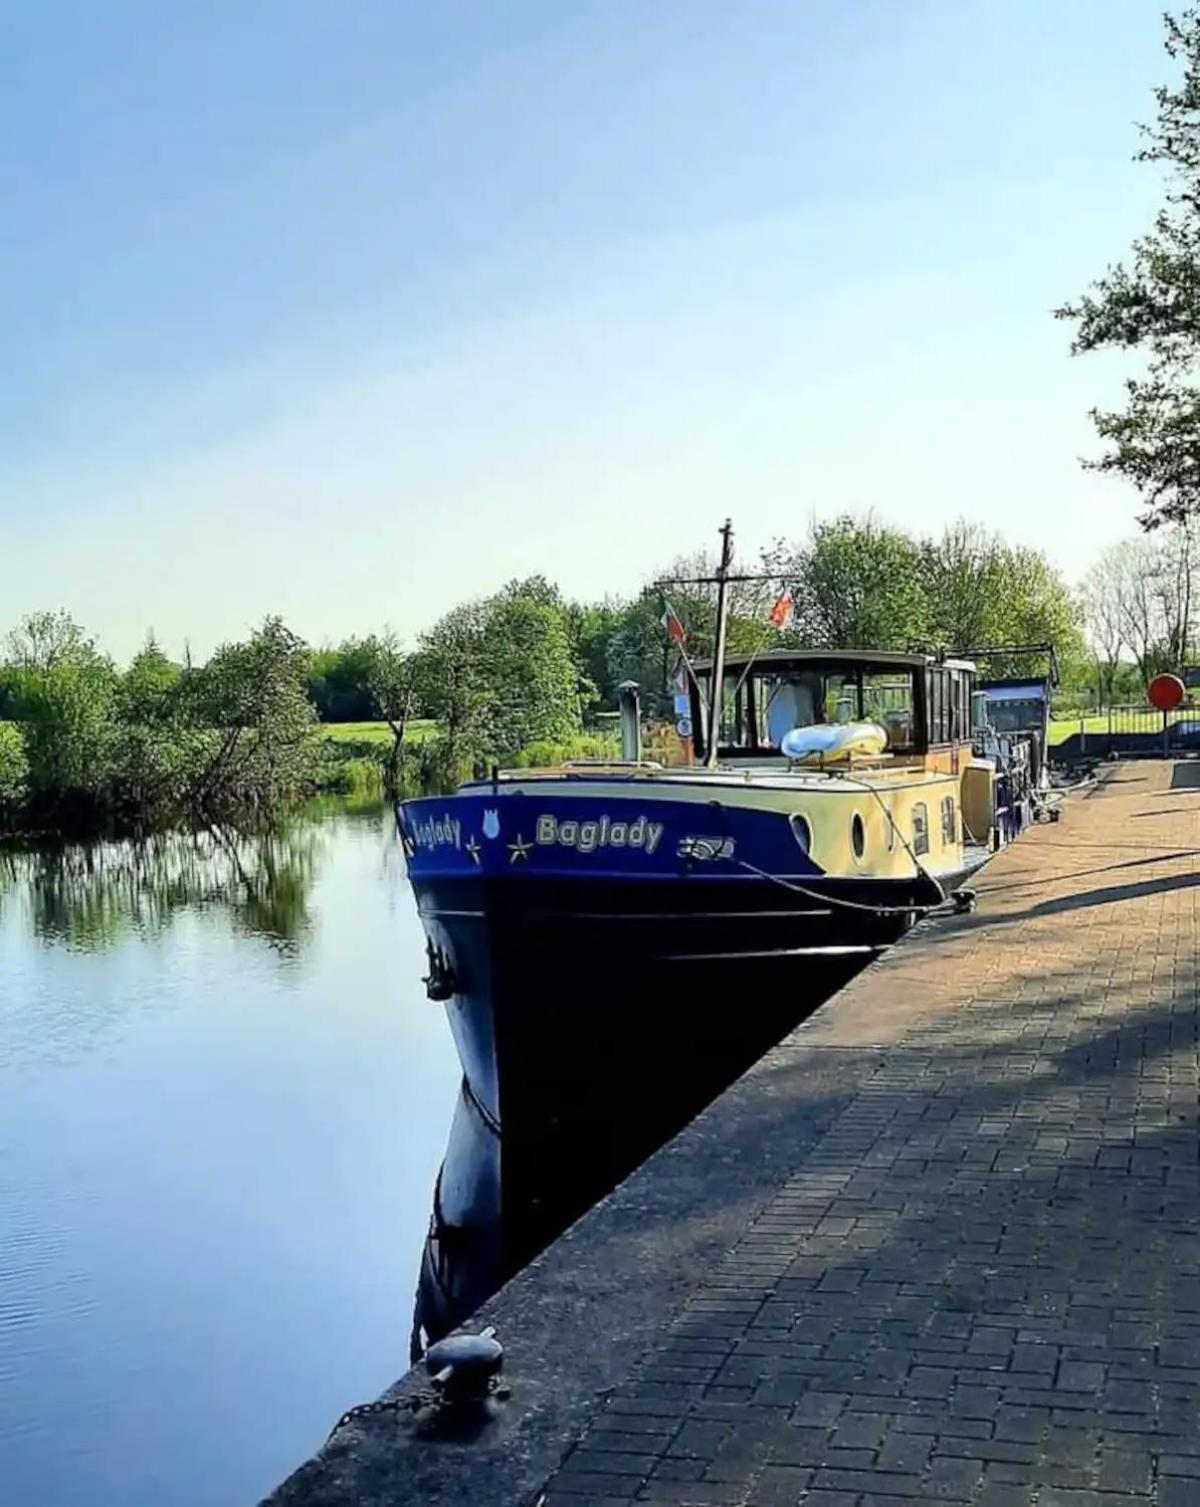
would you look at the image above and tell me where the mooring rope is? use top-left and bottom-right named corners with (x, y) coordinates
top-left (704, 785), bottom-right (952, 919)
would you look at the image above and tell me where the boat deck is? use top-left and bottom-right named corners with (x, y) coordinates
top-left (267, 759), bottom-right (1200, 1507)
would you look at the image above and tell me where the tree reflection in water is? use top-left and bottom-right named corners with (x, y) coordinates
top-left (0, 816), bottom-right (333, 955)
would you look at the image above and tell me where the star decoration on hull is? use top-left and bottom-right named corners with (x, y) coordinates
top-left (507, 833), bottom-right (533, 863)
top-left (466, 836), bottom-right (481, 865)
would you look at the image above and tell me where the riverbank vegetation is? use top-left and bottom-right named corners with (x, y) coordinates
top-left (0, 511), bottom-right (1148, 837)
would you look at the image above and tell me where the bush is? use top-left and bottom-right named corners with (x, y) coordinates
top-left (0, 722), bottom-right (28, 811)
top-left (511, 733), bottom-right (622, 767)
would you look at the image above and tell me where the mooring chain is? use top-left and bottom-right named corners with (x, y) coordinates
top-left (326, 1329), bottom-right (507, 1443)
top-left (326, 1395), bottom-right (418, 1442)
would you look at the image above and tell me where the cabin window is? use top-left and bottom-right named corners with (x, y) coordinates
top-left (940, 796), bottom-right (957, 845)
top-left (912, 802), bottom-right (930, 856)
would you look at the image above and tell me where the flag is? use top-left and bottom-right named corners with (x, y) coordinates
top-left (661, 601), bottom-right (688, 648)
top-left (769, 590), bottom-right (795, 630)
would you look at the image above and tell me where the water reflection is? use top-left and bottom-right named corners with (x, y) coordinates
top-left (1, 801), bottom-right (460, 1507)
top-left (0, 822), bottom-right (326, 955)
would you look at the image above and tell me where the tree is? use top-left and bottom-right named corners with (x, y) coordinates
top-left (1080, 552), bottom-right (1127, 702)
top-left (1058, 9), bottom-right (1200, 527)
top-left (921, 523), bottom-right (1012, 651)
top-left (118, 634), bottom-right (183, 722)
top-left (408, 599), bottom-right (493, 766)
top-left (13, 656), bottom-right (117, 802)
top-left (187, 617), bottom-right (319, 815)
top-left (106, 637), bottom-right (190, 815)
top-left (600, 589), bottom-right (679, 716)
top-left (1082, 526), bottom-right (1198, 687)
top-left (5, 609), bottom-right (99, 673)
top-left (0, 723), bottom-right (28, 814)
top-left (411, 581), bottom-right (587, 766)
top-left (361, 631), bottom-right (413, 780)
top-left (763, 515), bottom-right (930, 650)
top-left (304, 637), bottom-right (387, 722)
top-left (483, 587), bottom-right (583, 757)
top-left (573, 597), bottom-right (629, 709)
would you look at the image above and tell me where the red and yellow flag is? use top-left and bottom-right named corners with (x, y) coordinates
top-left (768, 590), bottom-right (795, 630)
top-left (661, 602), bottom-right (688, 648)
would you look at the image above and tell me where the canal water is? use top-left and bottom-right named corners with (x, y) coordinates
top-left (0, 800), bottom-right (460, 1507)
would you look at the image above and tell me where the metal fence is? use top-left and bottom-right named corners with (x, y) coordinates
top-left (1051, 702), bottom-right (1200, 760)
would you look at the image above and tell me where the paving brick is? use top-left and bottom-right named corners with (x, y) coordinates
top-left (738, 1465), bottom-right (810, 1504)
top-left (1095, 1447), bottom-right (1152, 1493)
top-left (532, 763), bottom-right (1200, 1507)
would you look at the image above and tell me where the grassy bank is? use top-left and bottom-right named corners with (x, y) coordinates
top-left (1047, 710), bottom-right (1181, 745)
top-left (319, 719), bottom-right (436, 746)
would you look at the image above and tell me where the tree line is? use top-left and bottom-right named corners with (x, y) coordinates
top-left (0, 514), bottom-right (1088, 833)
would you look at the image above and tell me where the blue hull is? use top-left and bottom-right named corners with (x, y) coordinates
top-left (401, 781), bottom-right (946, 1345)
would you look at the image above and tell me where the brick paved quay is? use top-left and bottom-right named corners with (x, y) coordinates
top-left (268, 760), bottom-right (1200, 1507)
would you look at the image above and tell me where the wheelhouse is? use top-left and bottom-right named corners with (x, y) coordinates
top-left (690, 649), bottom-right (977, 762)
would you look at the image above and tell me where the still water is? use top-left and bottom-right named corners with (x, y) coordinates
top-left (0, 801), bottom-right (459, 1507)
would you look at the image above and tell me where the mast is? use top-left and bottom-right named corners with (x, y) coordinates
top-left (706, 519), bottom-right (734, 767)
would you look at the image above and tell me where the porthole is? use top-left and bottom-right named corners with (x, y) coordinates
top-left (790, 813), bottom-right (812, 854)
top-left (851, 812), bottom-right (866, 862)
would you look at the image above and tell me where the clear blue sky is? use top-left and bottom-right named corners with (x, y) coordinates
top-left (1, 0), bottom-right (1167, 660)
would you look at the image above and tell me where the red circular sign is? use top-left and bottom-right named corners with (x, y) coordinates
top-left (1148, 672), bottom-right (1186, 711)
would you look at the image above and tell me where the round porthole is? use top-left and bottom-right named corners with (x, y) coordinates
top-left (790, 813), bottom-right (812, 854)
top-left (851, 812), bottom-right (866, 862)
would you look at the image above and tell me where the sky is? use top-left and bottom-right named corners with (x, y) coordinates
top-left (0, 0), bottom-right (1172, 661)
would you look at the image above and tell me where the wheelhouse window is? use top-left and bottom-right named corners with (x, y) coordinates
top-left (697, 658), bottom-right (921, 757)
top-left (863, 675), bottom-right (915, 749)
top-left (925, 666), bottom-right (972, 746)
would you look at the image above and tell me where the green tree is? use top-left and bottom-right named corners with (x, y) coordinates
top-left (600, 588), bottom-right (678, 716)
top-left (411, 580), bottom-right (586, 765)
top-left (2, 612), bottom-right (116, 807)
top-left (188, 617), bottom-right (319, 815)
top-left (483, 587), bottom-right (583, 757)
top-left (104, 635), bottom-right (193, 815)
top-left (408, 599), bottom-right (493, 768)
top-left (922, 522), bottom-right (1084, 674)
top-left (0, 723), bottom-right (28, 814)
top-left (304, 637), bottom-right (384, 722)
top-left (117, 635), bottom-right (183, 721)
top-left (5, 609), bottom-right (100, 672)
top-left (14, 658), bottom-right (118, 802)
top-left (360, 630), bottom-right (413, 782)
top-left (765, 515), bottom-right (930, 650)
top-left (1058, 9), bottom-right (1200, 527)
top-left (573, 598), bottom-right (629, 709)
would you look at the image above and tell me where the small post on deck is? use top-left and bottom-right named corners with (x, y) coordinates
top-left (617, 681), bottom-right (642, 762)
